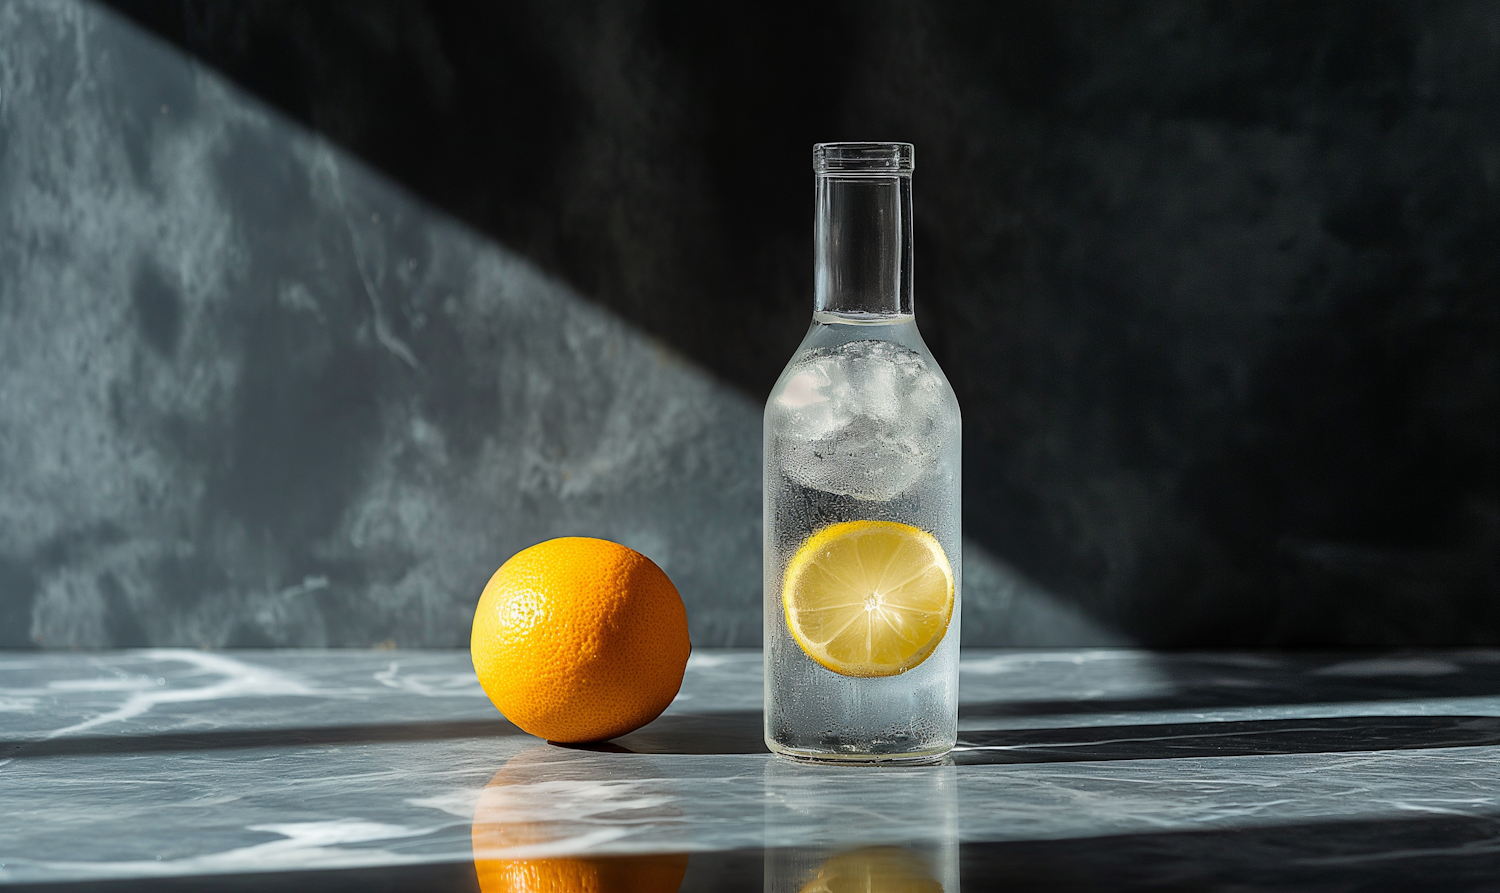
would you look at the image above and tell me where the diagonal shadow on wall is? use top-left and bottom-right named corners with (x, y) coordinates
top-left (90, 0), bottom-right (1500, 648)
top-left (0, 0), bottom-right (1115, 649)
top-left (6, 1), bottom-right (1496, 648)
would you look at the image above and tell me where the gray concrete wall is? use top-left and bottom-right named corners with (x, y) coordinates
top-left (5, 2), bottom-right (1499, 648)
top-left (0, 2), bottom-right (1113, 648)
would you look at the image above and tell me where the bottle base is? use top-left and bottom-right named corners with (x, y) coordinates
top-left (765, 738), bottom-right (952, 766)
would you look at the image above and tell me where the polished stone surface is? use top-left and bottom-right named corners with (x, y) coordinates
top-left (3, 648), bottom-right (1500, 890)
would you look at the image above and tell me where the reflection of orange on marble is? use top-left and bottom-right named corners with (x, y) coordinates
top-left (472, 749), bottom-right (688, 893)
top-left (473, 853), bottom-right (689, 893)
top-left (799, 846), bottom-right (943, 893)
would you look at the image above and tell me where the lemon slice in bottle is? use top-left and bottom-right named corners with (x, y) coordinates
top-left (782, 520), bottom-right (955, 678)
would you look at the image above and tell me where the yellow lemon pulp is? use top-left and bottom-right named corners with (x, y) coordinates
top-left (782, 521), bottom-right (954, 678)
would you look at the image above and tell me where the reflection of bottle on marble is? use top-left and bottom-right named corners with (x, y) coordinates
top-left (762, 758), bottom-right (959, 893)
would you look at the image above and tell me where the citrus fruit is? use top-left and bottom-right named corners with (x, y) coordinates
top-left (798, 846), bottom-right (943, 893)
top-left (471, 537), bottom-right (691, 743)
top-left (472, 749), bottom-right (689, 893)
top-left (782, 521), bottom-right (954, 677)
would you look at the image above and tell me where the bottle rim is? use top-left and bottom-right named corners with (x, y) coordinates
top-left (813, 142), bottom-right (914, 176)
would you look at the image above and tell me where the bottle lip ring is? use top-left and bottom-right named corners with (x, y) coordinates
top-left (814, 142), bottom-right (914, 175)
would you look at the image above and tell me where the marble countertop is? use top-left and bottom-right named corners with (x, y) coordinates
top-left (3, 648), bottom-right (1499, 891)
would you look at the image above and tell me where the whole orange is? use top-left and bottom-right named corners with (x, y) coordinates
top-left (471, 537), bottom-right (691, 744)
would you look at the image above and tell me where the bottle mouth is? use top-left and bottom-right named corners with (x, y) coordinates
top-left (814, 142), bottom-right (913, 176)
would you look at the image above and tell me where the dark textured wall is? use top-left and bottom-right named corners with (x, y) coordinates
top-left (1, 0), bottom-right (1496, 648)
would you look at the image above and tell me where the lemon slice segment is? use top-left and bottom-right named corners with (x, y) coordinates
top-left (782, 521), bottom-right (954, 678)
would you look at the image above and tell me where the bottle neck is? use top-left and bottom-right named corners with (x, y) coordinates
top-left (814, 172), bottom-right (913, 319)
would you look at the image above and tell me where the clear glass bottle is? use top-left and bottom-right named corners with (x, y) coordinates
top-left (763, 142), bottom-right (962, 763)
